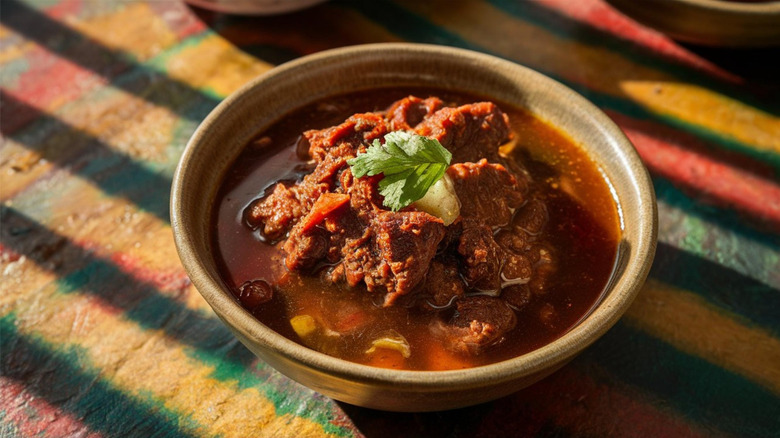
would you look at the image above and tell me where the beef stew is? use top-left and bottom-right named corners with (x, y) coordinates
top-left (212, 88), bottom-right (620, 370)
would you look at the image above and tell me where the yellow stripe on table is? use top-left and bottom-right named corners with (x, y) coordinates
top-left (0, 26), bottom-right (34, 64)
top-left (162, 33), bottom-right (273, 98)
top-left (626, 279), bottom-right (780, 395)
top-left (396, 0), bottom-right (779, 154)
top-left (619, 82), bottom-right (780, 155)
top-left (66, 2), bottom-right (179, 62)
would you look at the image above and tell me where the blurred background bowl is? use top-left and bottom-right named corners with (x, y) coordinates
top-left (184, 0), bottom-right (327, 15)
top-left (608, 0), bottom-right (780, 47)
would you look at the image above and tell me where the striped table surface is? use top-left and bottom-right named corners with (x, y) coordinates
top-left (1, 0), bottom-right (778, 437)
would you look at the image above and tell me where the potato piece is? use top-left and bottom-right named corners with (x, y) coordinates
top-left (290, 315), bottom-right (318, 338)
top-left (412, 173), bottom-right (460, 225)
top-left (366, 330), bottom-right (411, 358)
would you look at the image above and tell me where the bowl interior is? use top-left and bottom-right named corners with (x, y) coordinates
top-left (172, 43), bottom-right (657, 406)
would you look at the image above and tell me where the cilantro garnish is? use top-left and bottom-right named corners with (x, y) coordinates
top-left (347, 131), bottom-right (452, 212)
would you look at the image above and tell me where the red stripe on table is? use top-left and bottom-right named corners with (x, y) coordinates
top-left (42, 0), bottom-right (207, 40)
top-left (2, 225), bottom-right (189, 299)
top-left (0, 243), bottom-right (23, 264)
top-left (474, 365), bottom-right (719, 438)
top-left (609, 111), bottom-right (780, 231)
top-left (533, 0), bottom-right (741, 83)
top-left (1, 47), bottom-right (112, 134)
top-left (41, 0), bottom-right (84, 19)
top-left (0, 378), bottom-right (103, 438)
top-left (1, 235), bottom-right (190, 317)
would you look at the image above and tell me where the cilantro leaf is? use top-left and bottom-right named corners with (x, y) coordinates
top-left (347, 131), bottom-right (452, 211)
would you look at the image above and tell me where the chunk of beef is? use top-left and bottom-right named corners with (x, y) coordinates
top-left (457, 218), bottom-right (534, 293)
top-left (447, 159), bottom-right (528, 227)
top-left (304, 112), bottom-right (388, 162)
top-left (247, 114), bottom-right (384, 240)
top-left (420, 257), bottom-right (466, 310)
top-left (415, 102), bottom-right (511, 164)
top-left (502, 284), bottom-right (532, 310)
top-left (502, 252), bottom-right (533, 284)
top-left (283, 226), bottom-right (329, 271)
top-left (339, 169), bottom-right (384, 216)
top-left (434, 296), bottom-right (517, 355)
top-left (339, 226), bottom-right (374, 287)
top-left (526, 244), bottom-right (556, 296)
top-left (457, 221), bottom-right (504, 292)
top-left (334, 210), bottom-right (445, 306)
top-left (284, 193), bottom-right (351, 271)
top-left (246, 179), bottom-right (329, 240)
top-left (438, 217), bottom-right (463, 253)
top-left (513, 198), bottom-right (548, 236)
top-left (494, 228), bottom-right (529, 254)
top-left (372, 211), bottom-right (447, 306)
top-left (247, 152), bottom-right (347, 239)
top-left (387, 96), bottom-right (444, 131)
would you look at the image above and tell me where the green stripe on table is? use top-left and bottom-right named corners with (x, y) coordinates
top-left (585, 321), bottom-right (780, 438)
top-left (651, 243), bottom-right (780, 335)
top-left (654, 177), bottom-right (780, 254)
top-left (0, 314), bottom-right (201, 438)
top-left (59, 260), bottom-right (352, 437)
top-left (0, 206), bottom-right (354, 437)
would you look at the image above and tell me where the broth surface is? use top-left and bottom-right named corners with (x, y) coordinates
top-left (213, 88), bottom-right (620, 370)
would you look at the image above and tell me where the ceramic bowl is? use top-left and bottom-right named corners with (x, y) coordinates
top-left (608, 0), bottom-right (780, 47)
top-left (171, 43), bottom-right (657, 412)
top-left (184, 0), bottom-right (327, 15)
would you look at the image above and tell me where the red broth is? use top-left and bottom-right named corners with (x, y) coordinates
top-left (212, 88), bottom-right (620, 370)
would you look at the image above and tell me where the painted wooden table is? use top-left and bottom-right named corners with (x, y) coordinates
top-left (2, 1), bottom-right (779, 437)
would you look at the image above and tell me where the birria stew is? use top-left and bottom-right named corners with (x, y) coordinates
top-left (212, 88), bottom-right (620, 371)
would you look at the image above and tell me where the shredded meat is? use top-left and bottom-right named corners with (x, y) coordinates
top-left (448, 159), bottom-right (528, 227)
top-left (387, 96), bottom-right (444, 131)
top-left (246, 96), bottom-right (556, 347)
top-left (247, 113), bottom-right (388, 239)
top-left (246, 180), bottom-right (328, 241)
top-left (305, 112), bottom-right (388, 162)
top-left (415, 101), bottom-right (511, 164)
top-left (367, 211), bottom-right (446, 305)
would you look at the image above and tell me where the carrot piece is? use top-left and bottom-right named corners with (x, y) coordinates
top-left (299, 193), bottom-right (350, 233)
